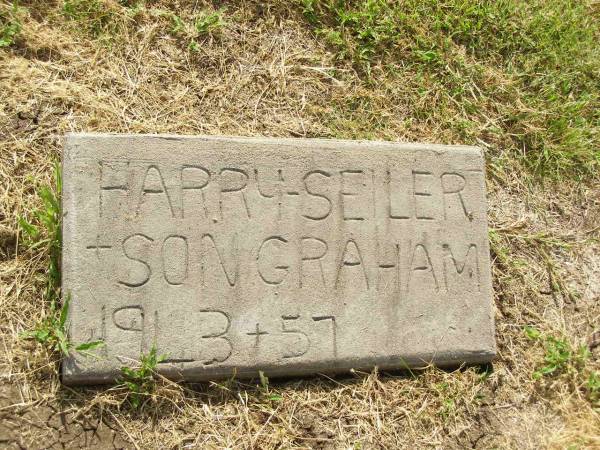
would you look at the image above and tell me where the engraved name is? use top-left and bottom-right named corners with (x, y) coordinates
top-left (97, 160), bottom-right (478, 223)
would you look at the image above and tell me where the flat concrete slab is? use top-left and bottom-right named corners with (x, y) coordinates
top-left (62, 134), bottom-right (496, 384)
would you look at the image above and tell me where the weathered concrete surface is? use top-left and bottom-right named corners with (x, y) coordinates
top-left (62, 133), bottom-right (496, 384)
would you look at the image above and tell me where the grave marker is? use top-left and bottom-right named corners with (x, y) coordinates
top-left (62, 133), bottom-right (496, 384)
